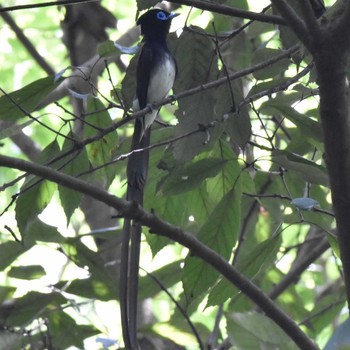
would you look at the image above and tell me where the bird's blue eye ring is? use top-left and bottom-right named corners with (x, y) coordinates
top-left (156, 11), bottom-right (167, 21)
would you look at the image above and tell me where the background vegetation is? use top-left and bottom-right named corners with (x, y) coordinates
top-left (0, 0), bottom-right (348, 349)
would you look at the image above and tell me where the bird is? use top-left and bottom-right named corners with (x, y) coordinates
top-left (119, 9), bottom-right (178, 349)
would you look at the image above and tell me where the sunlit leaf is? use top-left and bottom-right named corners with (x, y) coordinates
top-left (227, 312), bottom-right (296, 350)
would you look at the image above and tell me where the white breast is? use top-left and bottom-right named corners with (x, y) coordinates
top-left (144, 54), bottom-right (176, 130)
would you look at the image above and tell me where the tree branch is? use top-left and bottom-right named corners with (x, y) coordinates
top-left (0, 0), bottom-right (98, 12)
top-left (0, 154), bottom-right (319, 350)
top-left (168, 0), bottom-right (285, 25)
top-left (271, 0), bottom-right (311, 48)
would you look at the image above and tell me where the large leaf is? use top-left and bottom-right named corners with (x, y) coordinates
top-left (207, 234), bottom-right (282, 306)
top-left (214, 73), bottom-right (251, 150)
top-left (58, 134), bottom-right (90, 223)
top-left (62, 239), bottom-right (117, 296)
top-left (271, 150), bottom-right (329, 186)
top-left (252, 48), bottom-right (290, 80)
top-left (84, 98), bottom-right (118, 188)
top-left (261, 102), bottom-right (323, 145)
top-left (138, 260), bottom-right (183, 299)
top-left (0, 241), bottom-right (32, 271)
top-left (227, 312), bottom-right (296, 350)
top-left (0, 292), bottom-right (66, 326)
top-left (171, 28), bottom-right (219, 161)
top-left (183, 187), bottom-right (241, 304)
top-left (0, 76), bottom-right (63, 121)
top-left (159, 158), bottom-right (228, 195)
top-left (47, 310), bottom-right (99, 349)
top-left (15, 140), bottom-right (59, 237)
top-left (26, 217), bottom-right (64, 243)
top-left (55, 278), bottom-right (114, 302)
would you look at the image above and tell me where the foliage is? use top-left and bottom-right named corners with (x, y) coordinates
top-left (0, 0), bottom-right (346, 349)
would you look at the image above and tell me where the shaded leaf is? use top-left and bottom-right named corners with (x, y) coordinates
top-left (271, 150), bottom-right (328, 186)
top-left (159, 158), bottom-right (228, 195)
top-left (0, 292), bottom-right (66, 326)
top-left (252, 48), bottom-right (290, 80)
top-left (0, 241), bottom-right (31, 271)
top-left (8, 265), bottom-right (45, 280)
top-left (0, 76), bottom-right (63, 121)
top-left (261, 103), bottom-right (323, 144)
top-left (183, 188), bottom-right (241, 304)
top-left (172, 28), bottom-right (219, 161)
top-left (138, 260), bottom-right (182, 299)
top-left (27, 218), bottom-right (64, 243)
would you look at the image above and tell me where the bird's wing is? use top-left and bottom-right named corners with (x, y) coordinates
top-left (136, 43), bottom-right (153, 110)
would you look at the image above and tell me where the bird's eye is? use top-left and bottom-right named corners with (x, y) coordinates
top-left (156, 11), bottom-right (167, 21)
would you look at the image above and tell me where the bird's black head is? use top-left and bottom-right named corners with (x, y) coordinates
top-left (137, 9), bottom-right (178, 40)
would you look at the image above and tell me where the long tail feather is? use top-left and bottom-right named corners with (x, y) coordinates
top-left (120, 118), bottom-right (150, 348)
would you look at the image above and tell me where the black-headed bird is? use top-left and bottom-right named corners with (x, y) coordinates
top-left (120, 9), bottom-right (178, 349)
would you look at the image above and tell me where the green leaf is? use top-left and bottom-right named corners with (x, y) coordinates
top-left (0, 292), bottom-right (66, 327)
top-left (252, 48), bottom-right (290, 80)
top-left (0, 241), bottom-right (31, 271)
top-left (172, 28), bottom-right (219, 161)
top-left (8, 265), bottom-right (45, 280)
top-left (63, 239), bottom-right (118, 297)
top-left (58, 134), bottom-right (90, 223)
top-left (0, 76), bottom-right (63, 121)
top-left (15, 140), bottom-right (59, 236)
top-left (98, 40), bottom-right (121, 58)
top-left (47, 310), bottom-right (99, 349)
top-left (26, 218), bottom-right (64, 243)
top-left (16, 179), bottom-right (57, 237)
top-left (207, 234), bottom-right (282, 306)
top-left (261, 103), bottom-right (323, 144)
top-left (138, 260), bottom-right (183, 299)
top-left (84, 98), bottom-right (118, 188)
top-left (121, 53), bottom-right (138, 110)
top-left (55, 278), bottom-right (114, 301)
top-left (159, 158), bottom-right (228, 195)
top-left (183, 188), bottom-right (241, 304)
top-left (271, 150), bottom-right (329, 186)
top-left (0, 286), bottom-right (16, 303)
top-left (214, 75), bottom-right (251, 149)
top-left (227, 312), bottom-right (297, 350)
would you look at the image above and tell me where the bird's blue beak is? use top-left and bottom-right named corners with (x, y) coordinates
top-left (168, 13), bottom-right (180, 20)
